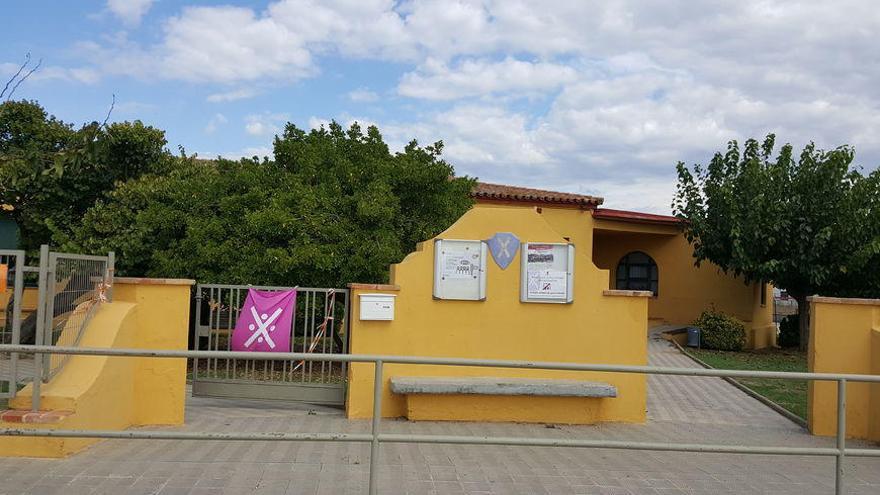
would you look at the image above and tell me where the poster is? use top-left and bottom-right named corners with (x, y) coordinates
top-left (526, 244), bottom-right (566, 298)
top-left (433, 239), bottom-right (488, 300)
top-left (521, 243), bottom-right (573, 303)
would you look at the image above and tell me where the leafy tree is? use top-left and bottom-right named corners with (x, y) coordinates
top-left (0, 100), bottom-right (171, 251)
top-left (61, 122), bottom-right (475, 288)
top-left (674, 134), bottom-right (880, 350)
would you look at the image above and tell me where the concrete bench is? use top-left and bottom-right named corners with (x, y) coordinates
top-left (390, 376), bottom-right (617, 398)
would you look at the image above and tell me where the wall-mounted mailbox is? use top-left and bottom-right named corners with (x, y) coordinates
top-left (359, 293), bottom-right (396, 321)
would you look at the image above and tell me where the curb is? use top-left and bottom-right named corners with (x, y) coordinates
top-left (670, 340), bottom-right (808, 429)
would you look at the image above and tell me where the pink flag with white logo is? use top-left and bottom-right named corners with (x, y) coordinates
top-left (231, 289), bottom-right (297, 352)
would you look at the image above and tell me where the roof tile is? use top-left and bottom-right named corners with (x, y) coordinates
top-left (472, 182), bottom-right (603, 206)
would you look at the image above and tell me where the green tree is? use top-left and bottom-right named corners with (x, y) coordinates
top-left (0, 100), bottom-right (172, 251)
top-left (62, 122), bottom-right (475, 288)
top-left (674, 134), bottom-right (880, 350)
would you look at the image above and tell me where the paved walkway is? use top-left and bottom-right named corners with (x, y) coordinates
top-left (2, 337), bottom-right (879, 495)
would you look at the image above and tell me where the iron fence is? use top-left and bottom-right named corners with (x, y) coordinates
top-left (1, 345), bottom-right (879, 495)
top-left (193, 284), bottom-right (349, 404)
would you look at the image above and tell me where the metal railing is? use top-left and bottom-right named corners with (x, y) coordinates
top-left (1, 345), bottom-right (878, 495)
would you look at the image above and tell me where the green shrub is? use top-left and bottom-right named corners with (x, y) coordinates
top-left (778, 315), bottom-right (800, 348)
top-left (694, 309), bottom-right (746, 351)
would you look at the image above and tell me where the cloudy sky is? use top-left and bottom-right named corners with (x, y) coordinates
top-left (4, 1), bottom-right (879, 212)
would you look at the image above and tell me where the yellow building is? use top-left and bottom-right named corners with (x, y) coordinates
top-left (346, 182), bottom-right (774, 425)
top-left (474, 183), bottom-right (775, 348)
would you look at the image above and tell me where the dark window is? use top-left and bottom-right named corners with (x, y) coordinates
top-left (760, 283), bottom-right (767, 307)
top-left (615, 251), bottom-right (658, 295)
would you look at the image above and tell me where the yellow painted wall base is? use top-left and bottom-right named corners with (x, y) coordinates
top-left (749, 323), bottom-right (777, 350)
top-left (0, 278), bottom-right (192, 458)
top-left (405, 394), bottom-right (610, 424)
top-left (808, 296), bottom-right (880, 441)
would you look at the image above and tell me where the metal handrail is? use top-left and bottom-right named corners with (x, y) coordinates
top-left (0, 344), bottom-right (877, 495)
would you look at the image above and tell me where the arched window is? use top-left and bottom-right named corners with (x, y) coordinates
top-left (615, 251), bottom-right (658, 295)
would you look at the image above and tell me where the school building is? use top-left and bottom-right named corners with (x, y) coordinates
top-left (471, 182), bottom-right (775, 348)
top-left (345, 181), bottom-right (775, 425)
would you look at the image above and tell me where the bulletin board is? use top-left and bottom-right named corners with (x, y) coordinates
top-left (520, 242), bottom-right (574, 303)
top-left (433, 239), bottom-right (488, 301)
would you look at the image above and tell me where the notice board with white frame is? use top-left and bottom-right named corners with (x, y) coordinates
top-left (520, 242), bottom-right (574, 303)
top-left (433, 239), bottom-right (488, 301)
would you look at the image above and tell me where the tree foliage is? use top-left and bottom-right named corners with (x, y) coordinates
top-left (62, 121), bottom-right (475, 288)
top-left (674, 134), bottom-right (880, 349)
top-left (0, 100), bottom-right (171, 251)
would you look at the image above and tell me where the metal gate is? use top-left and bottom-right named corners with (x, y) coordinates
top-left (41, 250), bottom-right (114, 381)
top-left (193, 284), bottom-right (350, 405)
top-left (0, 250), bottom-right (25, 400)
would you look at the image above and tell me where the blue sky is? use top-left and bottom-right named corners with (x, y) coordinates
top-left (4, 1), bottom-right (880, 212)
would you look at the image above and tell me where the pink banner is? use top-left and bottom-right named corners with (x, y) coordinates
top-left (230, 288), bottom-right (297, 352)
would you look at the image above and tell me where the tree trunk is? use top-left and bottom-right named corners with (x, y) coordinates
top-left (793, 293), bottom-right (810, 352)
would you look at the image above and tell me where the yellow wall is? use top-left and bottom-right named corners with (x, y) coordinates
top-left (347, 204), bottom-right (649, 424)
top-left (808, 296), bottom-right (880, 441)
top-left (592, 224), bottom-right (775, 348)
top-left (0, 287), bottom-right (39, 327)
top-left (1, 278), bottom-right (192, 458)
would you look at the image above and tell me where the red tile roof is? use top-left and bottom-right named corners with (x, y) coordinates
top-left (472, 182), bottom-right (603, 207)
top-left (472, 181), bottom-right (681, 226)
top-left (592, 208), bottom-right (681, 226)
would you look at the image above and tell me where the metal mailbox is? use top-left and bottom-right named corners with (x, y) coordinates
top-left (359, 293), bottom-right (396, 321)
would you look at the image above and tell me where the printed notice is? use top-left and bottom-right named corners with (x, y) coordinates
top-left (527, 269), bottom-right (567, 299)
top-left (442, 251), bottom-right (477, 279)
top-left (525, 243), bottom-right (568, 299)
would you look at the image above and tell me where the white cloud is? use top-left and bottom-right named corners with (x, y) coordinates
top-left (307, 116), bottom-right (331, 131)
top-left (398, 57), bottom-right (578, 100)
top-left (347, 88), bottom-right (379, 102)
top-left (200, 146), bottom-right (274, 160)
top-left (59, 0), bottom-right (880, 213)
top-left (207, 88), bottom-right (259, 103)
top-left (107, 0), bottom-right (154, 26)
top-left (205, 113), bottom-right (228, 134)
top-left (0, 63), bottom-right (99, 85)
top-left (159, 6), bottom-right (313, 83)
top-left (244, 112), bottom-right (289, 137)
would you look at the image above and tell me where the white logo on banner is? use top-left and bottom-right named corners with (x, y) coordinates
top-left (243, 306), bottom-right (282, 349)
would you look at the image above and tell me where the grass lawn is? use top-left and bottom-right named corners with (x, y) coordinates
top-left (688, 347), bottom-right (807, 420)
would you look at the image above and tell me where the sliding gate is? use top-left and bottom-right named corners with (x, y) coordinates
top-left (192, 284), bottom-right (350, 405)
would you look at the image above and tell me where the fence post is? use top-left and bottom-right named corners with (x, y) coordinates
top-left (368, 360), bottom-right (384, 495)
top-left (31, 244), bottom-right (49, 411)
top-left (9, 251), bottom-right (24, 398)
top-left (835, 378), bottom-right (846, 495)
top-left (106, 251), bottom-right (115, 302)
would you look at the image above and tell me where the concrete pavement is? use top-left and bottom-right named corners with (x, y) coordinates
top-left (1, 336), bottom-right (878, 494)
